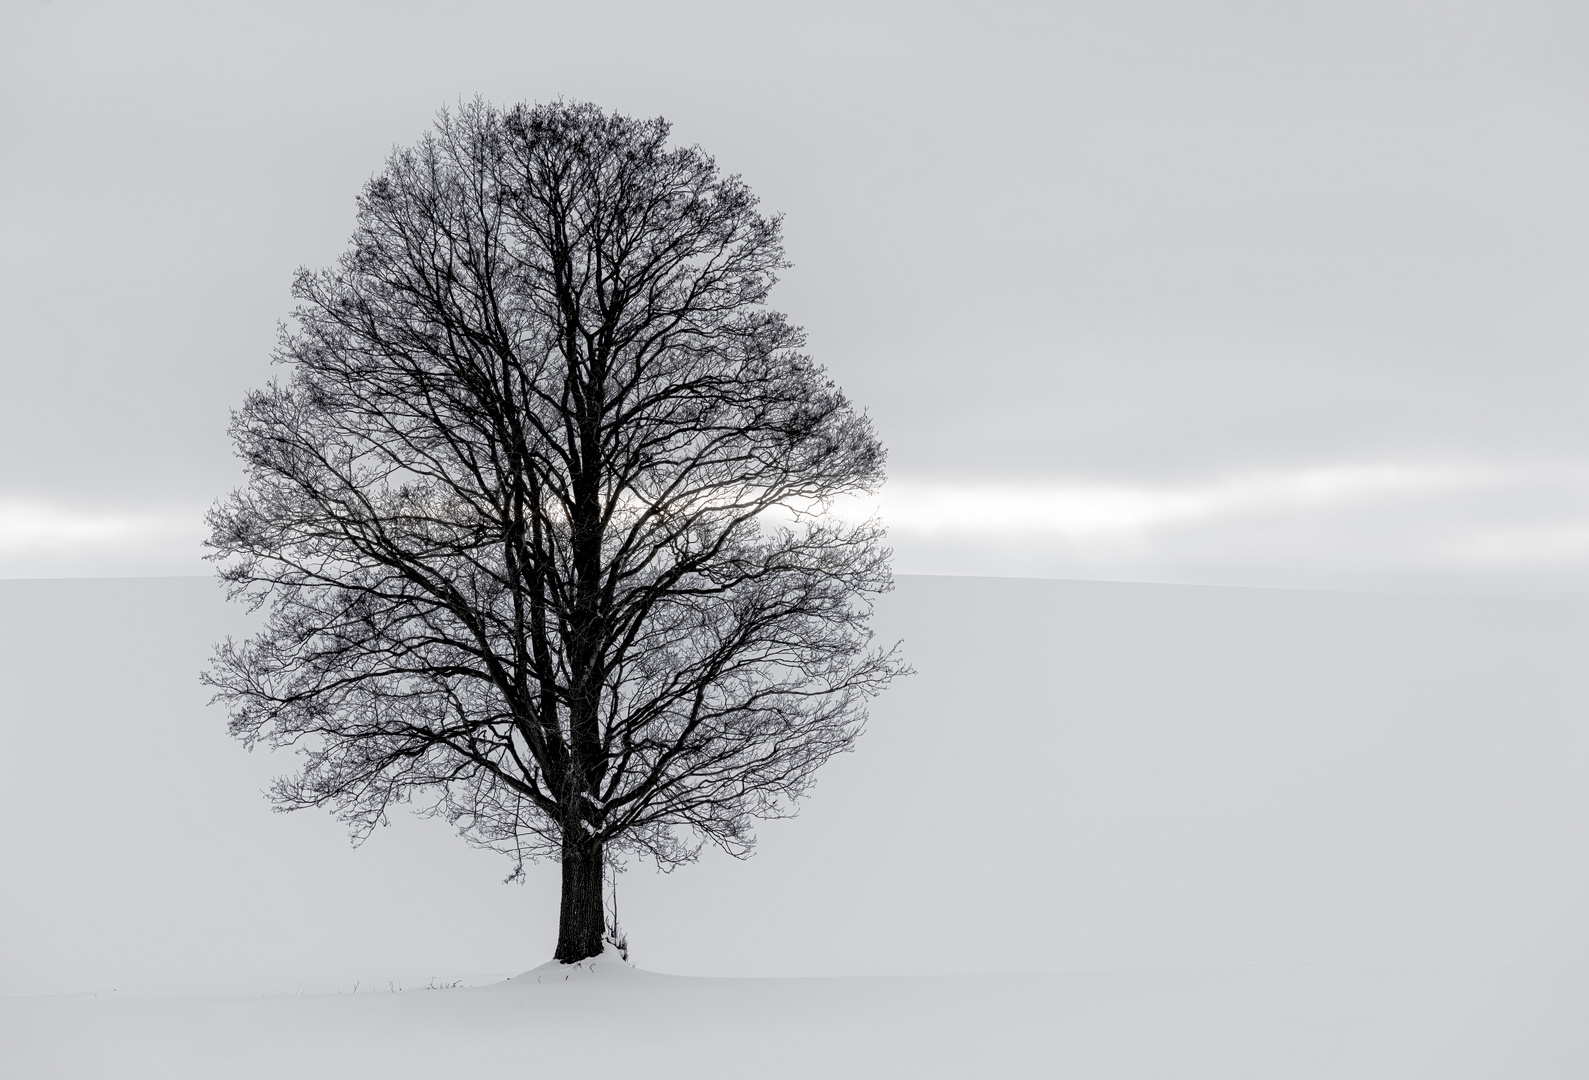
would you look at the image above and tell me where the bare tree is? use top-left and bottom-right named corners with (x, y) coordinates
top-left (205, 100), bottom-right (903, 963)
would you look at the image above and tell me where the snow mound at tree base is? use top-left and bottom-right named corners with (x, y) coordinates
top-left (507, 942), bottom-right (640, 983)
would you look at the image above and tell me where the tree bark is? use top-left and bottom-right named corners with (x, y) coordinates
top-left (553, 830), bottom-right (606, 963)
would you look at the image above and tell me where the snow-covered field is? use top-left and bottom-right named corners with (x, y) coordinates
top-left (3, 574), bottom-right (1587, 1075)
top-left (8, 958), bottom-right (1584, 1078)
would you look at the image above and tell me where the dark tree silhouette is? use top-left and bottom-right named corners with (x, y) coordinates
top-left (205, 100), bottom-right (902, 964)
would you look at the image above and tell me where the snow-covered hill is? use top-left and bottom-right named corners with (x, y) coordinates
top-left (7, 963), bottom-right (1584, 1079)
top-left (2, 574), bottom-right (1586, 1074)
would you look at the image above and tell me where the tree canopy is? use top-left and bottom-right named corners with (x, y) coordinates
top-left (206, 100), bottom-right (903, 962)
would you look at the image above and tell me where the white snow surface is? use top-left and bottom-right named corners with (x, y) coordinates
top-left (4, 575), bottom-right (1589, 1074)
top-left (5, 963), bottom-right (1586, 1078)
top-left (511, 941), bottom-right (638, 982)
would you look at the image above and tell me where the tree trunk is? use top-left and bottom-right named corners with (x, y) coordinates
top-left (553, 831), bottom-right (606, 963)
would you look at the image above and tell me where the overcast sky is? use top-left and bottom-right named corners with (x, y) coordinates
top-left (3, 0), bottom-right (1588, 590)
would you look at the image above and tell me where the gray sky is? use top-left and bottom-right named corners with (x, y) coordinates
top-left (4, 0), bottom-right (1589, 590)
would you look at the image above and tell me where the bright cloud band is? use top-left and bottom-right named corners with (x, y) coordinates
top-left (876, 464), bottom-right (1492, 537)
top-left (6, 462), bottom-right (1589, 585)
